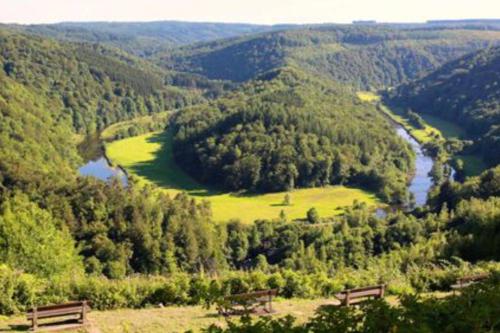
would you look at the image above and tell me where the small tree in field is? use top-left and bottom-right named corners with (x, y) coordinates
top-left (307, 207), bottom-right (320, 224)
top-left (283, 194), bottom-right (291, 206)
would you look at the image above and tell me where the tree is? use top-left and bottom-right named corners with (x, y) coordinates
top-left (306, 207), bottom-right (320, 224)
top-left (0, 194), bottom-right (83, 278)
top-left (283, 194), bottom-right (291, 206)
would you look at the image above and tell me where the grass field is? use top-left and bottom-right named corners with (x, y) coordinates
top-left (454, 154), bottom-right (489, 177)
top-left (101, 112), bottom-right (170, 141)
top-left (377, 104), bottom-right (443, 144)
top-left (106, 131), bottom-right (380, 223)
top-left (356, 91), bottom-right (381, 103)
top-left (419, 114), bottom-right (466, 139)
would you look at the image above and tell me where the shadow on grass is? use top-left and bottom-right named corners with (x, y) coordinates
top-left (127, 130), bottom-right (223, 197)
top-left (0, 325), bottom-right (30, 332)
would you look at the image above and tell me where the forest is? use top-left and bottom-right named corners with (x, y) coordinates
top-left (172, 67), bottom-right (413, 202)
top-left (0, 20), bottom-right (498, 332)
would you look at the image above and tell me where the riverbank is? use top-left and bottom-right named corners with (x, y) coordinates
top-left (358, 92), bottom-right (486, 177)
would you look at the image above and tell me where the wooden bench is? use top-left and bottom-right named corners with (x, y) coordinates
top-left (217, 289), bottom-right (277, 316)
top-left (335, 285), bottom-right (386, 306)
top-left (451, 273), bottom-right (489, 290)
top-left (27, 301), bottom-right (90, 331)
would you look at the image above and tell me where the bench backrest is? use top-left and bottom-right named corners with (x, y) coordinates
top-left (337, 285), bottom-right (385, 300)
top-left (27, 301), bottom-right (87, 315)
top-left (457, 273), bottom-right (489, 284)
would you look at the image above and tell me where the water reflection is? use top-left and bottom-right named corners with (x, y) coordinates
top-left (394, 126), bottom-right (434, 207)
top-left (78, 157), bottom-right (128, 185)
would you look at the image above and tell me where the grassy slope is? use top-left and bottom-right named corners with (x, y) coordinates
top-left (106, 131), bottom-right (379, 223)
top-left (358, 92), bottom-right (486, 176)
top-left (101, 111), bottom-right (170, 141)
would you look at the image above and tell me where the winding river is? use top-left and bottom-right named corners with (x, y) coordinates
top-left (394, 125), bottom-right (434, 207)
top-left (77, 123), bottom-right (438, 208)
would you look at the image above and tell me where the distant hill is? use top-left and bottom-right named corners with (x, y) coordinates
top-left (0, 28), bottom-right (231, 134)
top-left (389, 46), bottom-right (500, 165)
top-left (155, 25), bottom-right (500, 89)
top-left (13, 21), bottom-right (282, 56)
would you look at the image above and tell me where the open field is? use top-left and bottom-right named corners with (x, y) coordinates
top-left (106, 131), bottom-right (380, 223)
top-left (419, 114), bottom-right (466, 139)
top-left (455, 154), bottom-right (489, 177)
top-left (377, 104), bottom-right (443, 144)
top-left (356, 91), bottom-right (381, 103)
top-left (101, 111), bottom-right (171, 141)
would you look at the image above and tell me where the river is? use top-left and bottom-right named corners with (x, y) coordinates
top-left (394, 125), bottom-right (434, 207)
top-left (77, 135), bottom-right (128, 185)
top-left (77, 124), bottom-right (440, 208)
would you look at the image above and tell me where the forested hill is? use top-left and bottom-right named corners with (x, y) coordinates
top-left (172, 67), bottom-right (414, 203)
top-left (155, 26), bottom-right (500, 89)
top-left (12, 21), bottom-right (281, 57)
top-left (0, 28), bottom-right (225, 134)
top-left (389, 46), bottom-right (500, 165)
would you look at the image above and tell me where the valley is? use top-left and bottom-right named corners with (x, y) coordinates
top-left (0, 17), bottom-right (499, 333)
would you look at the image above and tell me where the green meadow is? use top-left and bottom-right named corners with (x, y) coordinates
top-left (106, 130), bottom-right (380, 223)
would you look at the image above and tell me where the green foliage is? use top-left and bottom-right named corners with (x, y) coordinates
top-left (159, 26), bottom-right (500, 89)
top-left (0, 29), bottom-right (214, 135)
top-left (0, 193), bottom-right (83, 278)
top-left (173, 68), bottom-right (413, 203)
top-left (21, 21), bottom-right (275, 57)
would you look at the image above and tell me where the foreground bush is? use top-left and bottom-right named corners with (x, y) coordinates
top-left (202, 278), bottom-right (500, 333)
top-left (1, 264), bottom-right (499, 315)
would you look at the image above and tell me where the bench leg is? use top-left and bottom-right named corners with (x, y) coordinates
top-left (81, 301), bottom-right (88, 324)
top-left (31, 307), bottom-right (38, 331)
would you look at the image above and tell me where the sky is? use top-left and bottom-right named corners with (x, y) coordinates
top-left (1, 0), bottom-right (499, 25)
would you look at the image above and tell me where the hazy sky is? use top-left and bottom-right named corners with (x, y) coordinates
top-left (1, 0), bottom-right (499, 25)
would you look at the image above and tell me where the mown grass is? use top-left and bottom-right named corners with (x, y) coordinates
top-left (106, 131), bottom-right (379, 223)
top-left (356, 91), bottom-right (381, 103)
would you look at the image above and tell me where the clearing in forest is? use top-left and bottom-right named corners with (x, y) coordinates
top-left (106, 130), bottom-right (379, 223)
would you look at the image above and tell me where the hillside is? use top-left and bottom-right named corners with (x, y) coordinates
top-left (0, 28), bottom-right (222, 134)
top-left (156, 26), bottom-right (500, 89)
top-left (14, 21), bottom-right (280, 56)
top-left (172, 67), bottom-right (414, 203)
top-left (389, 46), bottom-right (500, 165)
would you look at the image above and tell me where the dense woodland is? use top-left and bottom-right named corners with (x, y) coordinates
top-left (172, 67), bottom-right (413, 202)
top-left (390, 46), bottom-right (500, 165)
top-left (0, 22), bottom-right (499, 329)
top-left (156, 26), bottom-right (500, 89)
top-left (15, 21), bottom-right (279, 57)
